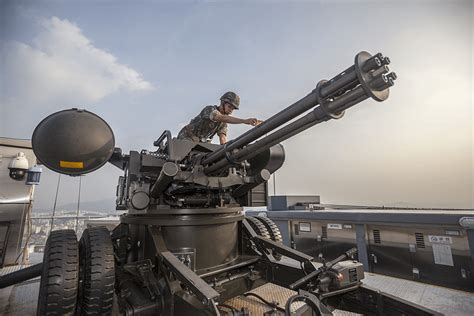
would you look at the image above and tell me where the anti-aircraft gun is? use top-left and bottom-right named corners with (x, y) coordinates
top-left (1, 52), bottom-right (438, 315)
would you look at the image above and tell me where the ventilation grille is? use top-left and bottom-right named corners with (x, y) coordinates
top-left (373, 230), bottom-right (381, 244)
top-left (349, 268), bottom-right (358, 282)
top-left (322, 226), bottom-right (327, 239)
top-left (415, 232), bottom-right (425, 248)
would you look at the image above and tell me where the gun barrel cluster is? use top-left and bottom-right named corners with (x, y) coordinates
top-left (202, 51), bottom-right (396, 175)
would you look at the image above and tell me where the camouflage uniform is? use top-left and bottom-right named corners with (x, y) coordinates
top-left (177, 105), bottom-right (228, 142)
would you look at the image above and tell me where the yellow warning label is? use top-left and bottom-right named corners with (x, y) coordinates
top-left (60, 161), bottom-right (84, 169)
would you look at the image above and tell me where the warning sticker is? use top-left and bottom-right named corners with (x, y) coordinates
top-left (60, 161), bottom-right (84, 168)
top-left (299, 222), bottom-right (311, 232)
top-left (432, 244), bottom-right (454, 266)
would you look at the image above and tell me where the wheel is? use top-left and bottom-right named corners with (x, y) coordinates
top-left (37, 229), bottom-right (79, 316)
top-left (254, 216), bottom-right (283, 260)
top-left (254, 216), bottom-right (283, 243)
top-left (77, 227), bottom-right (115, 316)
top-left (246, 216), bottom-right (271, 239)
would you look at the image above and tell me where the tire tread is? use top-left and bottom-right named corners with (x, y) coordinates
top-left (78, 227), bottom-right (115, 316)
top-left (37, 229), bottom-right (79, 316)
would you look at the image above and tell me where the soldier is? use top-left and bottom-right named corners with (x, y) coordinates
top-left (177, 91), bottom-right (262, 144)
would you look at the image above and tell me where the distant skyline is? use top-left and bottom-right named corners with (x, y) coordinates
top-left (1, 0), bottom-right (472, 210)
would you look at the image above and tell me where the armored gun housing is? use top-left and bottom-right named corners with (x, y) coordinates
top-left (1, 52), bottom-right (439, 315)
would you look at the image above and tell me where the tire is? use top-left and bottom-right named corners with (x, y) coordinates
top-left (37, 229), bottom-right (79, 316)
top-left (246, 216), bottom-right (272, 239)
top-left (254, 216), bottom-right (283, 243)
top-left (77, 227), bottom-right (115, 316)
top-left (254, 216), bottom-right (283, 260)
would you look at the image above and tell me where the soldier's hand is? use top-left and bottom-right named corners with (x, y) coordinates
top-left (245, 118), bottom-right (260, 126)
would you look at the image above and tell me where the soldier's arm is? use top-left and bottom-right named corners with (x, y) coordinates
top-left (218, 134), bottom-right (227, 145)
top-left (213, 112), bottom-right (260, 126)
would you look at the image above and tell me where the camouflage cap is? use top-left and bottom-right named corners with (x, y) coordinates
top-left (220, 91), bottom-right (240, 110)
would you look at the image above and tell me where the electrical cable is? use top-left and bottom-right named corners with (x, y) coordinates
top-left (285, 294), bottom-right (322, 316)
top-left (243, 292), bottom-right (285, 312)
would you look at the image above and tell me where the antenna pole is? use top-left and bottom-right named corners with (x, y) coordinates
top-left (75, 176), bottom-right (82, 233)
top-left (50, 174), bottom-right (61, 233)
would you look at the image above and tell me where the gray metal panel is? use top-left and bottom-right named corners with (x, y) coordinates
top-left (362, 273), bottom-right (474, 316)
top-left (468, 229), bottom-right (474, 260)
top-left (0, 140), bottom-right (36, 267)
top-left (0, 204), bottom-right (27, 266)
top-left (250, 210), bottom-right (474, 226)
top-left (355, 224), bottom-right (369, 271)
top-left (269, 195), bottom-right (320, 211)
top-left (248, 182), bottom-right (268, 207)
top-left (248, 209), bottom-right (474, 291)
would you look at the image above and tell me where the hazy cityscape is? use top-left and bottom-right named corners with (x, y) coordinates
top-left (29, 209), bottom-right (119, 251)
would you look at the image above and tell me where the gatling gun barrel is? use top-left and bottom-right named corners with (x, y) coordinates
top-left (202, 51), bottom-right (396, 175)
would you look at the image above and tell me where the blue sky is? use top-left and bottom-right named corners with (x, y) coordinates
top-left (1, 0), bottom-right (472, 209)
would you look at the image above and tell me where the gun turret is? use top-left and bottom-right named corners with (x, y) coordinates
top-left (32, 51), bottom-right (396, 211)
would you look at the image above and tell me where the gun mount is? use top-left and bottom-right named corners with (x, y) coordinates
top-left (32, 51), bottom-right (396, 211)
top-left (1, 51), bottom-right (440, 316)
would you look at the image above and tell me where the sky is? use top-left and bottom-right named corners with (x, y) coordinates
top-left (1, 0), bottom-right (472, 210)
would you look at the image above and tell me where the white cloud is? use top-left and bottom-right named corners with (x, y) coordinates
top-left (1, 16), bottom-right (153, 136)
